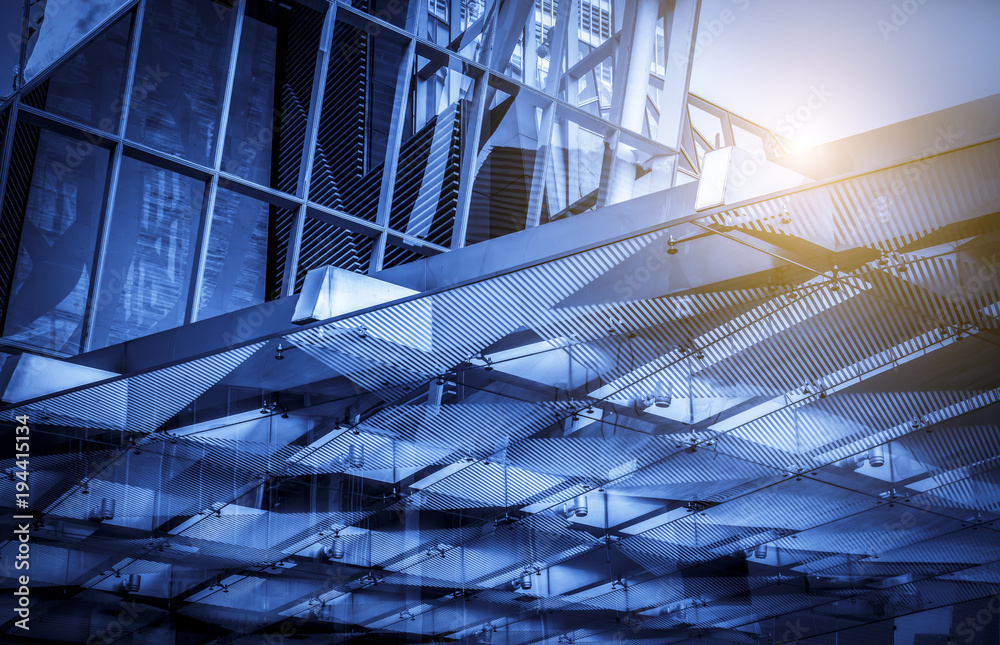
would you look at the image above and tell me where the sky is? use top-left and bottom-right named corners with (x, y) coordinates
top-left (688, 0), bottom-right (1000, 148)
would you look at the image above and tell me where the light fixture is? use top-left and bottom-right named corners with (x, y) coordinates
top-left (274, 343), bottom-right (285, 360)
top-left (830, 264), bottom-right (841, 292)
top-left (868, 445), bottom-right (886, 468)
top-left (695, 349), bottom-right (705, 360)
top-left (666, 235), bottom-right (678, 255)
top-left (754, 544), bottom-right (767, 559)
top-left (484, 358), bottom-right (494, 371)
top-left (561, 495), bottom-right (588, 519)
top-left (346, 443), bottom-right (365, 469)
top-left (479, 624), bottom-right (496, 643)
top-left (90, 498), bottom-right (116, 522)
top-left (121, 574), bottom-right (141, 594)
top-left (779, 210), bottom-right (791, 225)
top-left (323, 531), bottom-right (345, 560)
top-left (654, 394), bottom-right (672, 408)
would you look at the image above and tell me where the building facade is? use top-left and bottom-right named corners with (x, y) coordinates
top-left (1, 0), bottom-right (999, 644)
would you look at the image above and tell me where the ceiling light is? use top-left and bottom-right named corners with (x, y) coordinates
top-left (868, 445), bottom-right (886, 468)
top-left (667, 235), bottom-right (678, 255)
top-left (754, 544), bottom-right (767, 559)
top-left (89, 498), bottom-right (116, 522)
top-left (347, 444), bottom-right (365, 469)
top-left (561, 495), bottom-right (589, 519)
top-left (121, 574), bottom-right (141, 594)
top-left (328, 531), bottom-right (345, 559)
top-left (274, 343), bottom-right (285, 360)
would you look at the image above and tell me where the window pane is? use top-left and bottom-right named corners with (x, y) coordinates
top-left (26, 14), bottom-right (130, 133)
top-left (23, 0), bottom-right (132, 83)
top-left (198, 188), bottom-right (271, 320)
top-left (0, 0), bottom-right (21, 99)
top-left (126, 0), bottom-right (236, 167)
top-left (90, 157), bottom-right (205, 348)
top-left (221, 0), bottom-right (323, 194)
top-left (2, 126), bottom-right (109, 354)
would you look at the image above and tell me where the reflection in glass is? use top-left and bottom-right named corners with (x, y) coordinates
top-left (26, 15), bottom-right (130, 133)
top-left (465, 85), bottom-right (547, 244)
top-left (0, 0), bottom-right (21, 99)
top-left (126, 0), bottom-right (235, 167)
top-left (388, 59), bottom-right (472, 246)
top-left (91, 157), bottom-right (204, 348)
top-left (198, 189), bottom-right (269, 320)
top-left (294, 216), bottom-right (374, 290)
top-left (310, 20), bottom-right (406, 218)
top-left (3, 127), bottom-right (109, 353)
top-left (222, 0), bottom-right (323, 194)
top-left (544, 114), bottom-right (606, 221)
top-left (22, 0), bottom-right (131, 82)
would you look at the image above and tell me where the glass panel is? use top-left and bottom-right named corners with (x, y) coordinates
top-left (2, 126), bottom-right (109, 354)
top-left (388, 58), bottom-right (473, 246)
top-left (577, 0), bottom-right (613, 54)
top-left (343, 0), bottom-right (410, 29)
top-left (221, 0), bottom-right (323, 194)
top-left (688, 103), bottom-right (724, 149)
top-left (23, 0), bottom-right (131, 83)
top-left (465, 82), bottom-right (548, 245)
top-left (294, 213), bottom-right (375, 290)
top-left (126, 0), bottom-right (236, 167)
top-left (382, 240), bottom-right (429, 270)
top-left (197, 188), bottom-right (270, 320)
top-left (543, 112), bottom-right (606, 222)
top-left (573, 56), bottom-right (613, 118)
top-left (0, 0), bottom-right (21, 99)
top-left (310, 19), bottom-right (406, 219)
top-left (90, 157), bottom-right (205, 348)
top-left (26, 14), bottom-right (130, 133)
top-left (733, 123), bottom-right (767, 159)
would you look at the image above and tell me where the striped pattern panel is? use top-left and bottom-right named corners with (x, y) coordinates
top-left (310, 20), bottom-right (378, 218)
top-left (388, 101), bottom-right (464, 246)
top-left (3, 343), bottom-right (261, 432)
top-left (265, 205), bottom-right (295, 301)
top-left (0, 121), bottom-right (42, 335)
top-left (701, 139), bottom-right (1000, 255)
top-left (293, 217), bottom-right (374, 291)
top-left (273, 2), bottom-right (322, 194)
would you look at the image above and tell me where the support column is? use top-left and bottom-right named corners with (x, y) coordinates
top-left (603, 0), bottom-right (659, 206)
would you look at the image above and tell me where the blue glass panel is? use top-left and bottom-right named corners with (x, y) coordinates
top-left (197, 188), bottom-right (269, 319)
top-left (3, 127), bottom-right (108, 353)
top-left (90, 157), bottom-right (205, 348)
top-left (126, 0), bottom-right (236, 167)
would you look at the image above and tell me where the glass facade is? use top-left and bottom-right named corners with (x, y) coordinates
top-left (0, 0), bottom-right (781, 357)
top-left (6, 2), bottom-right (993, 645)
